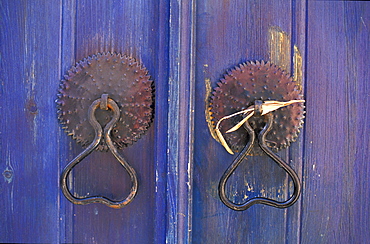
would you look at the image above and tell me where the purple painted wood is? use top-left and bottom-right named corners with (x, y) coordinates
top-left (193, 1), bottom-right (370, 243)
top-left (166, 0), bottom-right (196, 243)
top-left (193, 0), bottom-right (302, 243)
top-left (192, 0), bottom-right (370, 243)
top-left (60, 0), bottom-right (169, 243)
top-left (0, 1), bottom-right (62, 243)
top-left (302, 1), bottom-right (370, 243)
top-left (1, 0), bottom-right (170, 243)
top-left (1, 0), bottom-right (369, 243)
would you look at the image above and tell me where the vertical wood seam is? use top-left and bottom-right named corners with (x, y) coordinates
top-left (299, 0), bottom-right (309, 242)
top-left (154, 0), bottom-right (170, 243)
top-left (59, 0), bottom-right (77, 242)
top-left (167, 0), bottom-right (196, 243)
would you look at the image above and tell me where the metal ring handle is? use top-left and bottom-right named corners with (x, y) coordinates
top-left (218, 113), bottom-right (301, 210)
top-left (60, 97), bottom-right (138, 209)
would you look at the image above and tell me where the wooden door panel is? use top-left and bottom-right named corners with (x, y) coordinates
top-left (193, 0), bottom-right (303, 243)
top-left (302, 1), bottom-right (370, 243)
top-left (1, 0), bottom-right (170, 243)
top-left (60, 0), bottom-right (169, 243)
top-left (192, 0), bottom-right (370, 243)
top-left (1, 0), bottom-right (369, 243)
top-left (0, 1), bottom-right (62, 243)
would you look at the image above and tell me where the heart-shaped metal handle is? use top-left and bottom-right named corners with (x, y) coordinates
top-left (218, 113), bottom-right (301, 210)
top-left (60, 95), bottom-right (138, 209)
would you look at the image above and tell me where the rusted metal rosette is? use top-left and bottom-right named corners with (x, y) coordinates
top-left (210, 61), bottom-right (304, 210)
top-left (56, 52), bottom-right (154, 208)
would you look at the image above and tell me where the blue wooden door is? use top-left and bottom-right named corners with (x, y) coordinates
top-left (1, 0), bottom-right (369, 243)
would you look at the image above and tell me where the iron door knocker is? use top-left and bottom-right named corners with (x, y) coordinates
top-left (209, 60), bottom-right (305, 210)
top-left (56, 52), bottom-right (154, 209)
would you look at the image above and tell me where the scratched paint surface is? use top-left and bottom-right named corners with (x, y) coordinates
top-left (0, 0), bottom-right (169, 243)
top-left (193, 1), bottom-right (300, 243)
top-left (0, 1), bottom-right (62, 242)
top-left (301, 1), bottom-right (370, 243)
top-left (193, 0), bottom-right (369, 243)
top-left (1, 0), bottom-right (369, 243)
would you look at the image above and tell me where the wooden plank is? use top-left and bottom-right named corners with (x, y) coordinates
top-left (59, 0), bottom-right (76, 242)
top-left (2, 1), bottom-right (368, 243)
top-left (285, 0), bottom-right (306, 243)
top-left (166, 0), bottom-right (196, 243)
top-left (0, 1), bottom-right (62, 242)
top-left (153, 0), bottom-right (170, 243)
top-left (301, 1), bottom-right (370, 243)
top-left (192, 0), bottom-right (303, 243)
top-left (58, 0), bottom-right (170, 243)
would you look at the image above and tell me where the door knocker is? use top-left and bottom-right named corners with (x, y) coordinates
top-left (56, 52), bottom-right (154, 208)
top-left (209, 60), bottom-right (305, 210)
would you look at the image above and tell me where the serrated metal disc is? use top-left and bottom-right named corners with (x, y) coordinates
top-left (210, 61), bottom-right (304, 155)
top-left (56, 52), bottom-right (154, 151)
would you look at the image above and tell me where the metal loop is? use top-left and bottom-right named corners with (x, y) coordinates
top-left (100, 93), bottom-right (109, 110)
top-left (218, 113), bottom-right (301, 210)
top-left (60, 96), bottom-right (138, 209)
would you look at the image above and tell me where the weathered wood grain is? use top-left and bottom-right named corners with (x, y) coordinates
top-left (166, 0), bottom-right (196, 242)
top-left (61, 0), bottom-right (169, 243)
top-left (1, 0), bottom-right (369, 243)
top-left (0, 1), bottom-right (62, 242)
top-left (193, 1), bottom-right (370, 243)
top-left (301, 1), bottom-right (370, 243)
top-left (0, 0), bottom-right (170, 243)
top-left (193, 0), bottom-right (301, 243)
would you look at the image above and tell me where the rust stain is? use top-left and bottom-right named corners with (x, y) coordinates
top-left (293, 45), bottom-right (303, 91)
top-left (204, 65), bottom-right (219, 142)
top-left (268, 26), bottom-right (291, 71)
